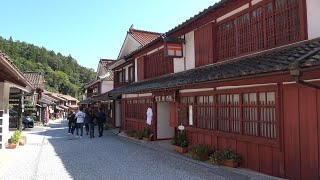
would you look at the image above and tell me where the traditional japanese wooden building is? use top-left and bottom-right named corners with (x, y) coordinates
top-left (0, 51), bottom-right (34, 149)
top-left (92, 26), bottom-right (161, 128)
top-left (103, 0), bottom-right (320, 179)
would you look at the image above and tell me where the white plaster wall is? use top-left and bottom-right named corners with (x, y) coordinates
top-left (0, 82), bottom-right (10, 149)
top-left (118, 35), bottom-right (141, 59)
top-left (185, 31), bottom-right (195, 70)
top-left (101, 81), bottom-right (113, 94)
top-left (173, 57), bottom-right (185, 73)
top-left (307, 0), bottom-right (320, 39)
top-left (135, 58), bottom-right (138, 82)
top-left (157, 102), bottom-right (174, 139)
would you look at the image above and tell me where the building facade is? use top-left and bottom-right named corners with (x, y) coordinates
top-left (102, 0), bottom-right (320, 179)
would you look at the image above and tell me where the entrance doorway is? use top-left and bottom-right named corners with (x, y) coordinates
top-left (157, 102), bottom-right (174, 139)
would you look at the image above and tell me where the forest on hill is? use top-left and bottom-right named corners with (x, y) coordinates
top-left (0, 36), bottom-right (95, 99)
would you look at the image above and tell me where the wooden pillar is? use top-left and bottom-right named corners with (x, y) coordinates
top-left (169, 101), bottom-right (178, 128)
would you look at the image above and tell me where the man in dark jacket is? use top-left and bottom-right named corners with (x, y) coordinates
top-left (67, 111), bottom-right (76, 135)
top-left (96, 107), bottom-right (106, 137)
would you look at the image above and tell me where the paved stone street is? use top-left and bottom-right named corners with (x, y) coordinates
top-left (0, 119), bottom-right (282, 180)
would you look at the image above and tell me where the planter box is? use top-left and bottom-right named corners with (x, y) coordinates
top-left (223, 159), bottom-right (239, 168)
top-left (191, 153), bottom-right (209, 161)
top-left (142, 137), bottom-right (151, 142)
top-left (173, 145), bottom-right (187, 153)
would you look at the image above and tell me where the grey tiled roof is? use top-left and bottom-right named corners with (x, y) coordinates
top-left (108, 38), bottom-right (320, 96)
top-left (23, 72), bottom-right (44, 89)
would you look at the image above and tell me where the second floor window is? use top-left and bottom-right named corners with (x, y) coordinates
top-left (217, 0), bottom-right (301, 61)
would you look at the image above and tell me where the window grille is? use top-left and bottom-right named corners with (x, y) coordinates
top-left (217, 0), bottom-right (300, 60)
top-left (178, 91), bottom-right (277, 139)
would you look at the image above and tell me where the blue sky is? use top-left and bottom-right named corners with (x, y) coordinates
top-left (0, 0), bottom-right (218, 70)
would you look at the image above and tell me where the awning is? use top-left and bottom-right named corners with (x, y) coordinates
top-left (79, 97), bottom-right (95, 105)
top-left (58, 105), bottom-right (69, 110)
top-left (67, 105), bottom-right (79, 109)
top-left (55, 106), bottom-right (63, 110)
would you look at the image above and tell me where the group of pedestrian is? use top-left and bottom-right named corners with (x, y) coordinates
top-left (67, 107), bottom-right (106, 138)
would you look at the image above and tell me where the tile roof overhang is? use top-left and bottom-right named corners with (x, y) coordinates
top-left (0, 51), bottom-right (34, 90)
top-left (23, 72), bottom-right (44, 90)
top-left (129, 28), bottom-right (161, 46)
top-left (109, 38), bottom-right (320, 96)
top-left (39, 94), bottom-right (56, 105)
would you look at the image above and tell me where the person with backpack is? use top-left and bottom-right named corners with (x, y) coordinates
top-left (96, 107), bottom-right (106, 137)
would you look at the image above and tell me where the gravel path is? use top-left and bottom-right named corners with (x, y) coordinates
top-left (0, 119), bottom-right (282, 180)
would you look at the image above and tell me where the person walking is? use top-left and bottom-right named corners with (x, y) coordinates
top-left (84, 109), bottom-right (90, 135)
top-left (96, 107), bottom-right (106, 137)
top-left (89, 109), bottom-right (95, 138)
top-left (67, 111), bottom-right (76, 135)
top-left (75, 107), bottom-right (86, 138)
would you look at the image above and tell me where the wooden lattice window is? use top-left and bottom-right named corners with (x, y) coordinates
top-left (217, 94), bottom-right (241, 133)
top-left (125, 98), bottom-right (152, 121)
top-left (243, 92), bottom-right (276, 138)
top-left (144, 51), bottom-right (173, 79)
top-left (178, 90), bottom-right (277, 139)
top-left (217, 0), bottom-right (301, 61)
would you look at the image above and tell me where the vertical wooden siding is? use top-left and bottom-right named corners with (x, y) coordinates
top-left (137, 56), bottom-right (144, 81)
top-left (283, 84), bottom-right (319, 180)
top-left (194, 23), bottom-right (214, 67)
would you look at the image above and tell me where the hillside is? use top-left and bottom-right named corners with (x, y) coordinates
top-left (0, 36), bottom-right (95, 99)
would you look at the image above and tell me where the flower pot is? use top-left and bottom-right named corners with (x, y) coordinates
top-left (223, 159), bottom-right (238, 168)
top-left (173, 145), bottom-right (187, 153)
top-left (9, 143), bottom-right (18, 149)
top-left (19, 136), bottom-right (27, 146)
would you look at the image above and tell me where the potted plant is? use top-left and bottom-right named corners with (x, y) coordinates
top-left (9, 130), bottom-right (21, 149)
top-left (189, 144), bottom-right (214, 161)
top-left (126, 130), bottom-right (135, 137)
top-left (171, 130), bottom-right (188, 153)
top-left (210, 149), bottom-right (241, 168)
top-left (142, 127), bottom-right (153, 142)
top-left (136, 130), bottom-right (144, 140)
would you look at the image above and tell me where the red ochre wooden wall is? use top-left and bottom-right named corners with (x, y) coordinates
top-left (282, 84), bottom-right (320, 180)
top-left (183, 83), bottom-right (320, 179)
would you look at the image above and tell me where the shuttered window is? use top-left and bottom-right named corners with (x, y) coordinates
top-left (195, 23), bottom-right (214, 67)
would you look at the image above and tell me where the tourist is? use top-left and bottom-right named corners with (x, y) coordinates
top-left (89, 109), bottom-right (95, 138)
top-left (96, 107), bottom-right (106, 137)
top-left (75, 107), bottom-right (86, 138)
top-left (67, 111), bottom-right (76, 135)
top-left (84, 108), bottom-right (90, 135)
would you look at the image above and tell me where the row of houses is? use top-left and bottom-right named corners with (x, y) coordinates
top-left (81, 0), bottom-right (320, 179)
top-left (0, 54), bottom-right (79, 150)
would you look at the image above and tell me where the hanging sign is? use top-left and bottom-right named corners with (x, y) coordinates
top-left (153, 91), bottom-right (176, 102)
top-left (165, 42), bottom-right (183, 58)
top-left (189, 105), bottom-right (193, 126)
